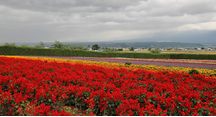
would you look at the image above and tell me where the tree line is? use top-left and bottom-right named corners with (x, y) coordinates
top-left (3, 41), bottom-right (162, 54)
top-left (3, 41), bottom-right (102, 51)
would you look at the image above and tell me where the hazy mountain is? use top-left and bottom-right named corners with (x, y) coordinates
top-left (62, 42), bottom-right (204, 48)
top-left (0, 41), bottom-right (206, 48)
top-left (1, 30), bottom-right (215, 48)
top-left (125, 30), bottom-right (216, 45)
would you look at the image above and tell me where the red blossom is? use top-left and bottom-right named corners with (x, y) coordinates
top-left (0, 56), bottom-right (216, 116)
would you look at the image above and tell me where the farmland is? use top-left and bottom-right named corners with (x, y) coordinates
top-left (1, 46), bottom-right (216, 60)
top-left (33, 56), bottom-right (216, 70)
top-left (0, 56), bottom-right (216, 116)
top-left (122, 50), bottom-right (216, 55)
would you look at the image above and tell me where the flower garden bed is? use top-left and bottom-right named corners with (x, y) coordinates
top-left (0, 56), bottom-right (216, 116)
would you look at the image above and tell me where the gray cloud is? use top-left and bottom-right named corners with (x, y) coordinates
top-left (0, 0), bottom-right (143, 13)
top-left (0, 0), bottom-right (215, 43)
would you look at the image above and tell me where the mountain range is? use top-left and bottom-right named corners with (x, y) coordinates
top-left (0, 30), bottom-right (215, 48)
top-left (123, 30), bottom-right (216, 45)
top-left (64, 42), bottom-right (204, 48)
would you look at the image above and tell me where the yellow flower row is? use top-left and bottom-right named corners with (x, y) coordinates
top-left (1, 55), bottom-right (216, 77)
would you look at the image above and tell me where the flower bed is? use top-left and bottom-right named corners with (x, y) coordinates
top-left (4, 55), bottom-right (216, 76)
top-left (107, 57), bottom-right (216, 64)
top-left (0, 56), bottom-right (216, 116)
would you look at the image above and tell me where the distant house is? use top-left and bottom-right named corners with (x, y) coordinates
top-left (159, 49), bottom-right (164, 51)
top-left (197, 48), bottom-right (201, 51)
top-left (87, 47), bottom-right (92, 51)
top-left (98, 48), bottom-right (104, 51)
top-left (134, 48), bottom-right (140, 51)
top-left (123, 48), bottom-right (129, 51)
top-left (208, 48), bottom-right (213, 51)
top-left (176, 48), bottom-right (185, 51)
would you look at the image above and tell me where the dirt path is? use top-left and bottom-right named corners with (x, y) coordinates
top-left (42, 56), bottom-right (216, 70)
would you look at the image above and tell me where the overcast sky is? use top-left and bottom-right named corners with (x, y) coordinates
top-left (0, 0), bottom-right (216, 43)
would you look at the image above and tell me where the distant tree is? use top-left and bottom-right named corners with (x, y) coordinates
top-left (66, 45), bottom-right (85, 50)
top-left (76, 45), bottom-right (85, 50)
top-left (167, 48), bottom-right (172, 51)
top-left (35, 41), bottom-right (45, 48)
top-left (92, 44), bottom-right (100, 50)
top-left (150, 49), bottom-right (161, 54)
top-left (117, 48), bottom-right (123, 51)
top-left (4, 43), bottom-right (16, 46)
top-left (103, 47), bottom-right (115, 52)
top-left (201, 47), bottom-right (205, 50)
top-left (130, 47), bottom-right (134, 51)
top-left (21, 44), bottom-right (29, 47)
top-left (52, 40), bottom-right (65, 49)
top-left (148, 48), bottom-right (151, 51)
top-left (64, 44), bottom-right (72, 49)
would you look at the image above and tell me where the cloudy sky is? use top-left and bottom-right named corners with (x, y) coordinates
top-left (0, 0), bottom-right (216, 43)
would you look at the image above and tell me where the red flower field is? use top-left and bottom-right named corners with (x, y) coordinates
top-left (0, 56), bottom-right (216, 116)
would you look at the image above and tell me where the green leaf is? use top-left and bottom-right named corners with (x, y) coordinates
top-left (14, 105), bottom-right (19, 109)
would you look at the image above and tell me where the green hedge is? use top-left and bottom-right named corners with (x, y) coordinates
top-left (169, 54), bottom-right (216, 60)
top-left (0, 46), bottom-right (215, 60)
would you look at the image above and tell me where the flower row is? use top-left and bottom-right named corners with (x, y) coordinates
top-left (3, 55), bottom-right (216, 76)
top-left (108, 57), bottom-right (216, 64)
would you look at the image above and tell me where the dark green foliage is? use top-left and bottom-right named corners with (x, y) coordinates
top-left (35, 41), bottom-right (45, 48)
top-left (129, 47), bottom-right (134, 51)
top-left (52, 40), bottom-right (65, 49)
top-left (188, 69), bottom-right (200, 75)
top-left (0, 46), bottom-right (215, 60)
top-left (125, 62), bottom-right (132, 66)
top-left (103, 47), bottom-right (115, 52)
top-left (0, 46), bottom-right (169, 58)
top-left (169, 54), bottom-right (216, 60)
top-left (92, 44), bottom-right (100, 50)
